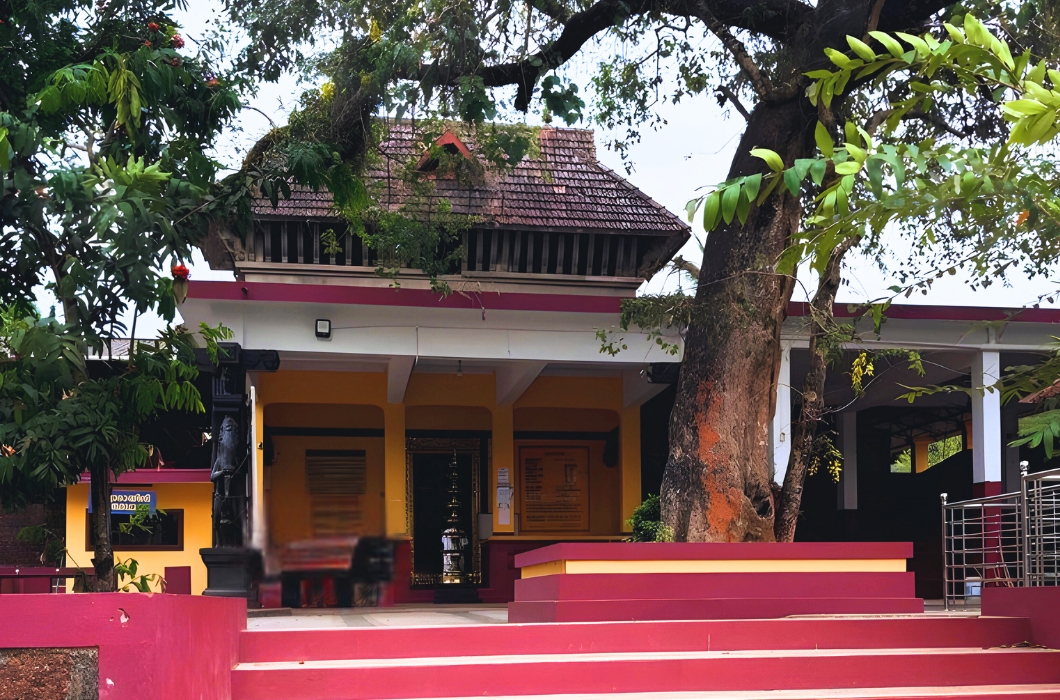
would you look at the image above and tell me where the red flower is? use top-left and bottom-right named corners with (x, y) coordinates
top-left (148, 21), bottom-right (160, 31)
top-left (172, 263), bottom-right (190, 280)
top-left (144, 40), bottom-right (152, 47)
top-left (171, 34), bottom-right (184, 48)
top-left (206, 78), bottom-right (220, 88)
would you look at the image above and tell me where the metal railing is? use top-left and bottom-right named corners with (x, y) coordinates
top-left (942, 490), bottom-right (1023, 608)
top-left (943, 465), bottom-right (1060, 608)
top-left (1023, 467), bottom-right (1060, 587)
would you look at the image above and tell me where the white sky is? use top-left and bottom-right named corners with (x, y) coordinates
top-left (115, 2), bottom-right (1060, 336)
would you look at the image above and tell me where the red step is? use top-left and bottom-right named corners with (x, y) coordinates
top-left (238, 616), bottom-right (1029, 663)
top-left (231, 647), bottom-right (1060, 699)
top-left (389, 687), bottom-right (1060, 699)
top-left (508, 596), bottom-right (924, 622)
top-left (514, 572), bottom-right (916, 601)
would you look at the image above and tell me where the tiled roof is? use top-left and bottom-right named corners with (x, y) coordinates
top-left (251, 124), bottom-right (689, 236)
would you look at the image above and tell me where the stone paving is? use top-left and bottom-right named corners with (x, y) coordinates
top-left (248, 604), bottom-right (510, 629)
top-left (246, 600), bottom-right (975, 629)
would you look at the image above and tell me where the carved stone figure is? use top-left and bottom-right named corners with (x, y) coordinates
top-left (211, 416), bottom-right (243, 546)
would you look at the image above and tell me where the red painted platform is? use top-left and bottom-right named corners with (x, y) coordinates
top-left (513, 541), bottom-right (914, 567)
top-left (508, 542), bottom-right (922, 622)
top-left (508, 596), bottom-right (925, 622)
top-left (513, 572), bottom-right (916, 601)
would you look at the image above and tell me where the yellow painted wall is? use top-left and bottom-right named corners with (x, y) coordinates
top-left (265, 403), bottom-right (385, 429)
top-left (513, 439), bottom-right (617, 535)
top-left (513, 407), bottom-right (619, 432)
top-left (516, 376), bottom-right (623, 410)
top-left (267, 435), bottom-right (386, 545)
top-left (65, 481), bottom-right (213, 595)
top-left (407, 405), bottom-right (492, 431)
top-left (253, 370), bottom-right (641, 541)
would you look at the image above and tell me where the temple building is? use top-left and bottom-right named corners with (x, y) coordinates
top-left (147, 124), bottom-right (688, 602)
top-left (59, 124), bottom-right (1060, 603)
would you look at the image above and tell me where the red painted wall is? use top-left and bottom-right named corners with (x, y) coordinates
top-left (982, 586), bottom-right (1060, 649)
top-left (0, 593), bottom-right (245, 699)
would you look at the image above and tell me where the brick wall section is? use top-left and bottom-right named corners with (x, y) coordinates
top-left (0, 501), bottom-right (66, 566)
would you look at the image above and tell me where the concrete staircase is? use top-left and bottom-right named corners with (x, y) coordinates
top-left (231, 615), bottom-right (1060, 699)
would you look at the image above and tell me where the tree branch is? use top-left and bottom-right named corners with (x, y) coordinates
top-left (413, 0), bottom-right (814, 110)
top-left (906, 108), bottom-right (972, 139)
top-left (716, 85), bottom-right (751, 120)
top-left (527, 0), bottom-right (573, 24)
top-left (694, 0), bottom-right (773, 99)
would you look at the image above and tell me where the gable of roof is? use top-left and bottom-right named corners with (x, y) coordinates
top-left (251, 124), bottom-right (690, 237)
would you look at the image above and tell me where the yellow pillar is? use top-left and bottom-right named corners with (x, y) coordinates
top-left (383, 403), bottom-right (408, 537)
top-left (914, 437), bottom-right (931, 473)
top-left (250, 384), bottom-right (267, 549)
top-left (491, 404), bottom-right (515, 534)
top-left (619, 406), bottom-right (642, 533)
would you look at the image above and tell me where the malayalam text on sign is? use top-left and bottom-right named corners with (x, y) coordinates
top-left (520, 446), bottom-right (589, 532)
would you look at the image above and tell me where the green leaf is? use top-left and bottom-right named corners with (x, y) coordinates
top-left (736, 190), bottom-right (752, 224)
top-left (815, 122), bottom-right (834, 158)
top-left (775, 243), bottom-right (804, 276)
top-left (0, 128), bottom-right (9, 171)
top-left (721, 184), bottom-right (740, 224)
top-left (869, 30), bottom-right (908, 60)
top-left (943, 23), bottom-right (965, 44)
top-left (834, 161), bottom-right (862, 175)
top-left (1027, 59), bottom-right (1047, 85)
top-left (824, 48), bottom-right (853, 69)
top-left (845, 143), bottom-right (867, 163)
top-left (742, 173), bottom-right (762, 202)
top-left (685, 197), bottom-right (700, 222)
top-left (751, 148), bottom-right (784, 172)
top-left (895, 31), bottom-right (930, 58)
top-left (702, 191), bottom-right (721, 231)
top-left (865, 157), bottom-right (884, 195)
top-left (846, 36), bottom-right (877, 62)
top-left (783, 167), bottom-right (803, 196)
top-left (809, 159), bottom-right (828, 186)
top-left (1003, 100), bottom-right (1048, 117)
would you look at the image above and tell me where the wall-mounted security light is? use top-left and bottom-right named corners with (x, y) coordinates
top-left (315, 319), bottom-right (332, 339)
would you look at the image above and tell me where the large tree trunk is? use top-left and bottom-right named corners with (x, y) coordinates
top-left (659, 0), bottom-right (890, 542)
top-left (88, 465), bottom-right (117, 591)
top-left (660, 99), bottom-right (812, 542)
top-left (774, 239), bottom-right (854, 541)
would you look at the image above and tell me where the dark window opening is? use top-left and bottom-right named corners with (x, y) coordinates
top-left (86, 510), bottom-right (184, 551)
top-left (576, 235), bottom-right (590, 275)
top-left (269, 222), bottom-right (283, 263)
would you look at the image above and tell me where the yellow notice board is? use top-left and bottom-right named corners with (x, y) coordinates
top-left (520, 446), bottom-right (590, 532)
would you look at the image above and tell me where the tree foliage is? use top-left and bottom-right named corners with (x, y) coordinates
top-left (1, 0), bottom-right (247, 587)
top-left (0, 311), bottom-right (203, 505)
top-left (684, 14), bottom-right (1060, 290)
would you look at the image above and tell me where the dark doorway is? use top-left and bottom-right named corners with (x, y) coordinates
top-left (406, 438), bottom-right (483, 589)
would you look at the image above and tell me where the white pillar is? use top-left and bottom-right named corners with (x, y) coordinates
top-left (971, 351), bottom-right (1002, 486)
top-left (838, 412), bottom-right (858, 510)
top-left (771, 342), bottom-right (792, 484)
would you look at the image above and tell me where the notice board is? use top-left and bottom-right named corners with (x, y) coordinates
top-left (519, 446), bottom-right (590, 532)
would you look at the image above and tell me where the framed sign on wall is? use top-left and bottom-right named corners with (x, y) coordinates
top-left (519, 446), bottom-right (590, 532)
